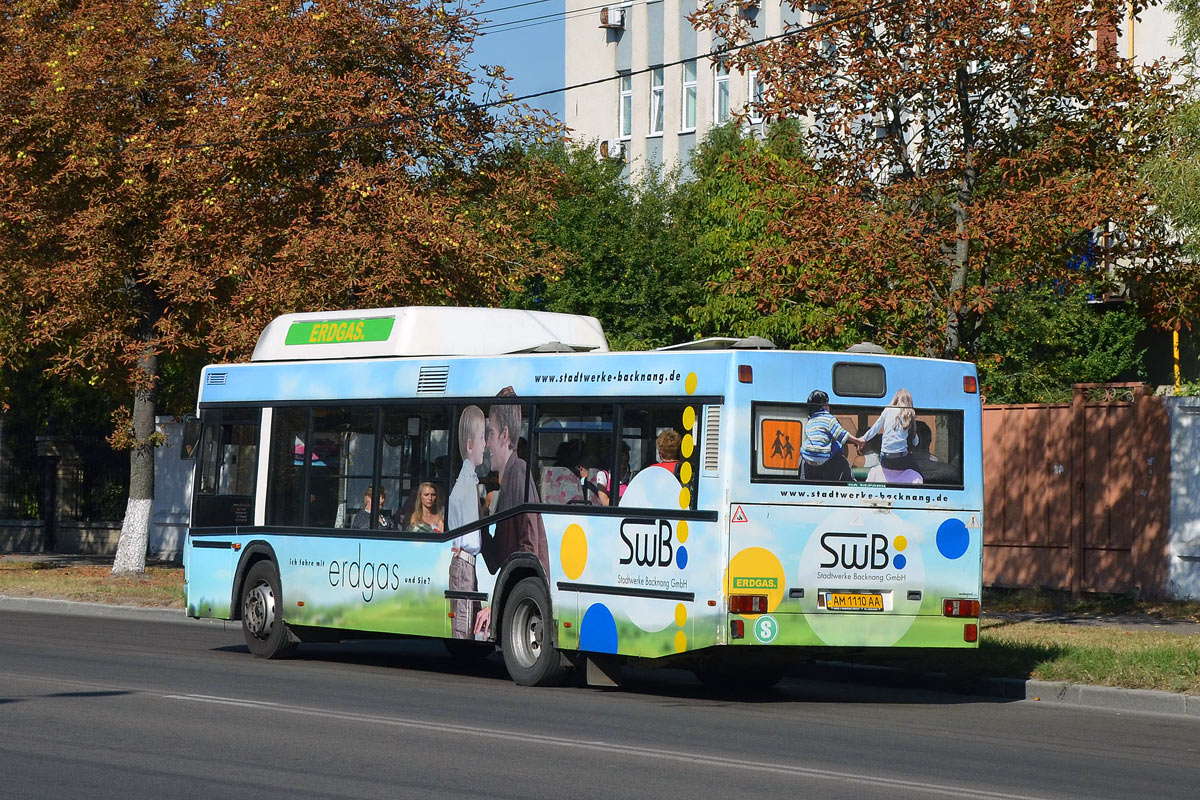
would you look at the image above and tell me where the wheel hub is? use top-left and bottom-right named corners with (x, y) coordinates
top-left (245, 581), bottom-right (276, 639)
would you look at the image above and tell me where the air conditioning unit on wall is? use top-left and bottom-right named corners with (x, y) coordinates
top-left (599, 6), bottom-right (625, 29)
top-left (598, 139), bottom-right (626, 159)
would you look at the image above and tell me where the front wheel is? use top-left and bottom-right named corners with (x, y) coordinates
top-left (501, 577), bottom-right (565, 687)
top-left (241, 560), bottom-right (296, 659)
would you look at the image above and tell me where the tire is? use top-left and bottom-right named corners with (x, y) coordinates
top-left (500, 577), bottom-right (565, 687)
top-left (240, 560), bottom-right (297, 659)
top-left (444, 639), bottom-right (494, 660)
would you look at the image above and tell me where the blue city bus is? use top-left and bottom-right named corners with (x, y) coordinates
top-left (184, 307), bottom-right (983, 688)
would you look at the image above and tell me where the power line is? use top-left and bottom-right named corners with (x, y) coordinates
top-left (481, 0), bottom-right (558, 14)
top-left (478, 0), bottom-right (620, 34)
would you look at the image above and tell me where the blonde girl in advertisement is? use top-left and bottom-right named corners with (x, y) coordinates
top-left (862, 388), bottom-right (918, 472)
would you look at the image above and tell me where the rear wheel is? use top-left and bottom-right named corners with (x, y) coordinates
top-left (241, 561), bottom-right (296, 659)
top-left (501, 577), bottom-right (565, 687)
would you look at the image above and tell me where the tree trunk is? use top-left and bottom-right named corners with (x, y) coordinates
top-left (111, 346), bottom-right (157, 576)
top-left (943, 64), bottom-right (978, 360)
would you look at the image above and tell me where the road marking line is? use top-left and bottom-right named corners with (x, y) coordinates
top-left (165, 692), bottom-right (1053, 800)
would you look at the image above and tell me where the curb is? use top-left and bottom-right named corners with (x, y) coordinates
top-left (984, 677), bottom-right (1200, 718)
top-left (0, 594), bottom-right (231, 629)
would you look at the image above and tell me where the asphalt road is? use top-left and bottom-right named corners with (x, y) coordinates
top-left (1, 610), bottom-right (1198, 800)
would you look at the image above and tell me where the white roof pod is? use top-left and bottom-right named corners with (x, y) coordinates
top-left (250, 306), bottom-right (609, 362)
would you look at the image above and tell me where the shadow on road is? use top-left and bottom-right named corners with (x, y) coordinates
top-left (210, 638), bottom-right (1025, 708)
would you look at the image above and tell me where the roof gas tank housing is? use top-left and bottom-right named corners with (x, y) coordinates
top-left (251, 306), bottom-right (609, 362)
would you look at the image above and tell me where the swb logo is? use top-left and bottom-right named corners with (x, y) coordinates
top-left (819, 532), bottom-right (893, 570)
top-left (620, 519), bottom-right (674, 567)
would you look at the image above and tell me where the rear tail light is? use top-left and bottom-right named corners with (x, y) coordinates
top-left (963, 375), bottom-right (978, 393)
top-left (943, 598), bottom-right (980, 618)
top-left (729, 594), bottom-right (768, 614)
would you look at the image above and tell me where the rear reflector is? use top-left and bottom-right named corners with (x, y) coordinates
top-left (729, 594), bottom-right (768, 614)
top-left (964, 623), bottom-right (978, 643)
top-left (943, 598), bottom-right (981, 617)
top-left (730, 620), bottom-right (744, 639)
top-left (963, 375), bottom-right (978, 394)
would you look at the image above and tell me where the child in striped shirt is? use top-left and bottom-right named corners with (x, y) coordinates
top-left (800, 390), bottom-right (866, 481)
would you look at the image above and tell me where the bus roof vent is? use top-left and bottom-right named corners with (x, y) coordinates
top-left (417, 365), bottom-right (450, 395)
top-left (657, 337), bottom-right (739, 351)
top-left (205, 371), bottom-right (228, 386)
top-left (703, 405), bottom-right (721, 474)
top-left (658, 336), bottom-right (776, 351)
top-left (250, 306), bottom-right (609, 361)
top-left (731, 336), bottom-right (776, 350)
top-left (846, 342), bottom-right (887, 354)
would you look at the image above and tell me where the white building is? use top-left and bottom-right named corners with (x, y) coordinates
top-left (563, 0), bottom-right (806, 171)
top-left (561, 1), bottom-right (1183, 172)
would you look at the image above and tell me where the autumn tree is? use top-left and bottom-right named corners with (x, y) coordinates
top-left (506, 142), bottom-right (702, 349)
top-left (693, 0), bottom-right (1191, 359)
top-left (0, 0), bottom-right (560, 574)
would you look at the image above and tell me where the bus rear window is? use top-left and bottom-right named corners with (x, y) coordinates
top-left (832, 362), bottom-right (886, 397)
top-left (753, 402), bottom-right (964, 488)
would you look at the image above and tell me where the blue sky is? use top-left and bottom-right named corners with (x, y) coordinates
top-left (469, 0), bottom-right (566, 120)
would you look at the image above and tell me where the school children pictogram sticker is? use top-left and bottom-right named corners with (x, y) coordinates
top-left (731, 505), bottom-right (749, 523)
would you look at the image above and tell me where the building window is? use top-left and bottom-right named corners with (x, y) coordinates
top-left (681, 60), bottom-right (697, 131)
top-left (748, 70), bottom-right (764, 123)
top-left (649, 68), bottom-right (665, 135)
top-left (714, 62), bottom-right (730, 125)
top-left (619, 72), bottom-right (633, 139)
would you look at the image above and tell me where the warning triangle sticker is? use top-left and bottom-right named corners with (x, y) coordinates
top-left (731, 505), bottom-right (749, 523)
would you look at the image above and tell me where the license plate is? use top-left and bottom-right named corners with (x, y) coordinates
top-left (824, 591), bottom-right (884, 611)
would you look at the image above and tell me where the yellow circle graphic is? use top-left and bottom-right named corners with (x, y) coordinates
top-left (679, 462), bottom-right (693, 484)
top-left (683, 406), bottom-right (696, 431)
top-left (675, 603), bottom-right (688, 627)
top-left (685, 372), bottom-right (698, 395)
top-left (678, 487), bottom-right (691, 509)
top-left (674, 630), bottom-right (688, 653)
top-left (676, 520), bottom-right (689, 543)
top-left (724, 547), bottom-right (787, 616)
top-left (681, 433), bottom-right (694, 458)
top-left (560, 523), bottom-right (588, 581)
top-left (894, 535), bottom-right (908, 552)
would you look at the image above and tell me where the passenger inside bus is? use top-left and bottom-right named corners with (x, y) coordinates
top-left (595, 442), bottom-right (631, 506)
top-left (403, 481), bottom-right (445, 533)
top-left (350, 486), bottom-right (397, 530)
top-left (652, 429), bottom-right (683, 475)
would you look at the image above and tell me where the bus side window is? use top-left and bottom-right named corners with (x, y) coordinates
top-left (616, 404), bottom-right (699, 509)
top-left (193, 408), bottom-right (260, 528)
top-left (303, 407), bottom-right (376, 529)
top-left (532, 404), bottom-right (613, 507)
top-left (382, 405), bottom-right (450, 535)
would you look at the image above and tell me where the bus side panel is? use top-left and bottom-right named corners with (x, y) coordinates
top-left (266, 535), bottom-right (458, 638)
top-left (725, 503), bottom-right (983, 648)
top-left (550, 511), bottom-right (724, 660)
top-left (185, 536), bottom-right (234, 619)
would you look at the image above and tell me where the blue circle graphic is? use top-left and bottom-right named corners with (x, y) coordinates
top-left (676, 545), bottom-right (688, 569)
top-left (579, 603), bottom-right (619, 653)
top-left (893, 554), bottom-right (907, 570)
top-left (936, 518), bottom-right (970, 560)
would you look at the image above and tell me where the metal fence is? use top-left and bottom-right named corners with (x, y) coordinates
top-left (983, 383), bottom-right (1171, 599)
